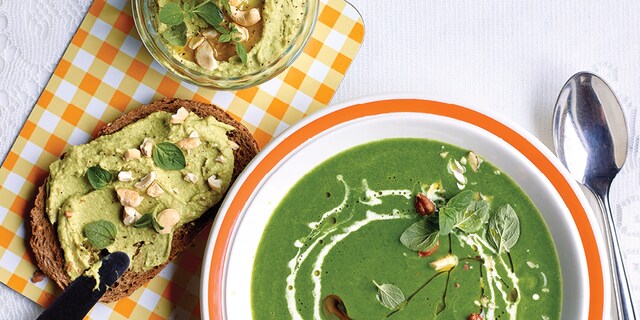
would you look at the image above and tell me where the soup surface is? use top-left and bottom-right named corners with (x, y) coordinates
top-left (251, 139), bottom-right (561, 319)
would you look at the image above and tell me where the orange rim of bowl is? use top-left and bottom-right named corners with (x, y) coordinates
top-left (206, 99), bottom-right (604, 319)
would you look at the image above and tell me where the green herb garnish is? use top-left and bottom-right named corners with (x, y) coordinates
top-left (84, 220), bottom-right (117, 250)
top-left (133, 213), bottom-right (164, 232)
top-left (161, 22), bottom-right (188, 46)
top-left (487, 204), bottom-right (520, 253)
top-left (400, 220), bottom-right (439, 252)
top-left (373, 280), bottom-right (406, 310)
top-left (158, 3), bottom-right (184, 25)
top-left (438, 190), bottom-right (490, 235)
top-left (236, 41), bottom-right (248, 64)
top-left (159, 0), bottom-right (222, 26)
top-left (86, 166), bottom-right (112, 190)
top-left (153, 142), bottom-right (186, 170)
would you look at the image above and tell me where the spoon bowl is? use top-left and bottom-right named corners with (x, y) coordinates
top-left (553, 72), bottom-right (635, 319)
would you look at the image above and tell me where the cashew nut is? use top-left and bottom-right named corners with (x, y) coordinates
top-left (135, 171), bottom-right (156, 189)
top-left (183, 173), bottom-right (198, 183)
top-left (202, 28), bottom-right (219, 42)
top-left (194, 42), bottom-right (219, 71)
top-left (146, 182), bottom-right (165, 198)
top-left (156, 209), bottom-right (180, 234)
top-left (207, 175), bottom-right (223, 192)
top-left (140, 138), bottom-right (153, 157)
top-left (229, 6), bottom-right (261, 27)
top-left (233, 24), bottom-right (250, 42)
top-left (176, 136), bottom-right (202, 152)
top-left (124, 149), bottom-right (141, 161)
top-left (215, 155), bottom-right (226, 163)
top-left (123, 206), bottom-right (142, 226)
top-left (116, 189), bottom-right (144, 208)
top-left (188, 36), bottom-right (205, 50)
top-left (228, 140), bottom-right (240, 150)
top-left (118, 171), bottom-right (133, 182)
top-left (170, 107), bottom-right (189, 124)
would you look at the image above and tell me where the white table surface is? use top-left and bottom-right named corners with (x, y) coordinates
top-left (2, 0), bottom-right (640, 318)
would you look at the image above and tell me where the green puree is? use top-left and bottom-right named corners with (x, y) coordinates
top-left (251, 139), bottom-right (561, 319)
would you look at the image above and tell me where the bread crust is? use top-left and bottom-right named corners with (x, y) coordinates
top-left (29, 98), bottom-right (259, 302)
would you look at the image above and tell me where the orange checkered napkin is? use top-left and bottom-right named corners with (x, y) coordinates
top-left (0, 0), bottom-right (364, 318)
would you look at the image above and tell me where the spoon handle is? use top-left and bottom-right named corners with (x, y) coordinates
top-left (598, 192), bottom-right (636, 320)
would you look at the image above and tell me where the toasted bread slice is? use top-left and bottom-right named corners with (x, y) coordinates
top-left (29, 98), bottom-right (259, 302)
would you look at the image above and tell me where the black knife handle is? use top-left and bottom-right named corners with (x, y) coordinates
top-left (38, 252), bottom-right (130, 320)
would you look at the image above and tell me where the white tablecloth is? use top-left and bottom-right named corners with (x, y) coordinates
top-left (2, 0), bottom-right (640, 318)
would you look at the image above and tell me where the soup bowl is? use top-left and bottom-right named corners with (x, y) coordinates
top-left (200, 94), bottom-right (611, 319)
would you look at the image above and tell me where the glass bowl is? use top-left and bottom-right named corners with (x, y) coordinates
top-left (131, 0), bottom-right (319, 90)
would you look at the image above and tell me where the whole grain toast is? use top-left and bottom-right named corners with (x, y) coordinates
top-left (29, 97), bottom-right (259, 302)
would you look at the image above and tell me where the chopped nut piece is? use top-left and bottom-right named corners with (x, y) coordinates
top-left (233, 23), bottom-right (250, 41)
top-left (134, 171), bottom-right (156, 189)
top-left (124, 149), bottom-right (141, 161)
top-left (188, 36), bottom-right (205, 50)
top-left (467, 313), bottom-right (483, 320)
top-left (116, 189), bottom-right (144, 208)
top-left (228, 140), bottom-right (240, 150)
top-left (64, 211), bottom-right (74, 218)
top-left (146, 182), bottom-right (164, 198)
top-left (176, 136), bottom-right (202, 152)
top-left (418, 241), bottom-right (439, 257)
top-left (202, 28), bottom-right (219, 41)
top-left (430, 254), bottom-right (458, 272)
top-left (229, 6), bottom-right (261, 27)
top-left (170, 107), bottom-right (189, 124)
top-left (183, 173), bottom-right (198, 183)
top-left (156, 209), bottom-right (180, 234)
top-left (118, 171), bottom-right (133, 182)
top-left (194, 41), bottom-right (219, 71)
top-left (189, 131), bottom-right (199, 138)
top-left (122, 206), bottom-right (141, 226)
top-left (140, 138), bottom-right (153, 157)
top-left (207, 175), bottom-right (223, 192)
top-left (31, 270), bottom-right (45, 283)
top-left (467, 151), bottom-right (483, 172)
top-left (414, 193), bottom-right (435, 216)
top-left (215, 155), bottom-right (226, 163)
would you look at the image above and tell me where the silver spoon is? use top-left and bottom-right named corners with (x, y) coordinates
top-left (553, 71), bottom-right (636, 319)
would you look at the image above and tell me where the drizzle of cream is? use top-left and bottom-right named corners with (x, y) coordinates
top-left (460, 234), bottom-right (521, 320)
top-left (359, 179), bottom-right (412, 206)
top-left (284, 176), bottom-right (411, 319)
top-left (311, 210), bottom-right (409, 319)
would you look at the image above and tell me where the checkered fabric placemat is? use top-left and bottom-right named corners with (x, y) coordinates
top-left (0, 0), bottom-right (364, 318)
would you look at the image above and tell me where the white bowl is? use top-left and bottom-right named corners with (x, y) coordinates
top-left (200, 94), bottom-right (610, 319)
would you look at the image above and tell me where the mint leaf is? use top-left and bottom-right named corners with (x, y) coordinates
top-left (214, 24), bottom-right (229, 35)
top-left (456, 197), bottom-right (490, 233)
top-left (373, 280), bottom-right (405, 310)
top-left (220, 0), bottom-right (232, 14)
top-left (439, 190), bottom-right (490, 235)
top-left (133, 213), bottom-right (153, 229)
top-left (161, 22), bottom-right (187, 46)
top-left (487, 204), bottom-right (520, 253)
top-left (84, 220), bottom-right (117, 250)
top-left (86, 166), bottom-right (112, 190)
top-left (159, 3), bottom-right (185, 26)
top-left (153, 142), bottom-right (186, 170)
top-left (194, 2), bottom-right (223, 26)
top-left (219, 33), bottom-right (232, 43)
top-left (400, 220), bottom-right (439, 252)
top-left (236, 42), bottom-right (247, 64)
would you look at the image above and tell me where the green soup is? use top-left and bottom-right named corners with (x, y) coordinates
top-left (251, 139), bottom-right (561, 319)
